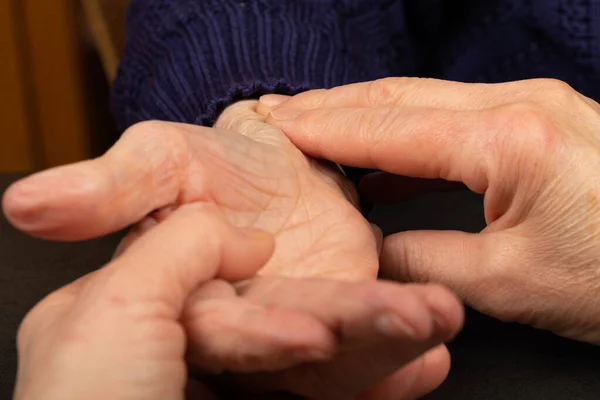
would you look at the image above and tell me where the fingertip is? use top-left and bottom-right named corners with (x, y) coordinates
top-left (2, 181), bottom-right (24, 225)
top-left (258, 94), bottom-right (291, 114)
top-left (2, 177), bottom-right (44, 225)
top-left (370, 223), bottom-right (384, 255)
top-left (423, 345), bottom-right (451, 381)
top-left (218, 228), bottom-right (276, 281)
top-left (1, 168), bottom-right (97, 238)
top-left (421, 285), bottom-right (465, 341)
top-left (356, 346), bottom-right (450, 400)
top-left (406, 345), bottom-right (451, 399)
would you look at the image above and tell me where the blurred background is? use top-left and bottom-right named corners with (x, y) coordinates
top-left (0, 0), bottom-right (127, 172)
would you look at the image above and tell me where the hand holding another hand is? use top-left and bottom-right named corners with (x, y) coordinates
top-left (13, 204), bottom-right (274, 400)
top-left (261, 77), bottom-right (600, 344)
top-left (5, 101), bottom-right (463, 399)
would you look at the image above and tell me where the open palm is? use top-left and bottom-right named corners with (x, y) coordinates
top-left (3, 101), bottom-right (461, 399)
top-left (207, 101), bottom-right (378, 279)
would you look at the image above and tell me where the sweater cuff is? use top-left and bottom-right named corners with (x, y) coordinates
top-left (195, 80), bottom-right (308, 127)
top-left (112, 0), bottom-right (404, 131)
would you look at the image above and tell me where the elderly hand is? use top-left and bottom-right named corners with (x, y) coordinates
top-left (13, 203), bottom-right (275, 400)
top-left (3, 101), bottom-right (463, 399)
top-left (261, 77), bottom-right (600, 344)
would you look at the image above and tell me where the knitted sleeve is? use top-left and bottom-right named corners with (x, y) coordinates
top-left (111, 0), bottom-right (409, 131)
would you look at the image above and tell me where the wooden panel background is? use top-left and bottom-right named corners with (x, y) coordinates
top-left (0, 0), bottom-right (38, 171)
top-left (0, 0), bottom-right (119, 172)
top-left (22, 0), bottom-right (90, 168)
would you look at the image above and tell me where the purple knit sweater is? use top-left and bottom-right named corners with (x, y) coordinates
top-left (112, 0), bottom-right (600, 131)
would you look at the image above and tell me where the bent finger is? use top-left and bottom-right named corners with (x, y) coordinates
top-left (267, 106), bottom-right (498, 193)
top-left (259, 78), bottom-right (536, 114)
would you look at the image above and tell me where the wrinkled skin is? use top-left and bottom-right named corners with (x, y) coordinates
top-left (260, 77), bottom-right (600, 344)
top-left (4, 101), bottom-right (463, 399)
top-left (14, 204), bottom-right (275, 400)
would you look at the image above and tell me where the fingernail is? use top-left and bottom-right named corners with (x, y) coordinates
top-left (259, 94), bottom-right (290, 108)
top-left (268, 107), bottom-right (303, 121)
top-left (375, 313), bottom-right (416, 338)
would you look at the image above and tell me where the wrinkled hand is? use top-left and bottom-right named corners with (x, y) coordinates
top-left (14, 204), bottom-right (275, 400)
top-left (261, 77), bottom-right (600, 344)
top-left (3, 101), bottom-right (463, 399)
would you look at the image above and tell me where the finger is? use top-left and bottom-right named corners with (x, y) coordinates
top-left (2, 121), bottom-right (195, 241)
top-left (360, 173), bottom-right (468, 204)
top-left (404, 345), bottom-right (452, 399)
top-left (84, 203), bottom-right (275, 319)
top-left (266, 106), bottom-right (497, 193)
top-left (184, 295), bottom-right (336, 374)
top-left (238, 278), bottom-right (463, 399)
top-left (380, 230), bottom-right (500, 308)
top-left (240, 278), bottom-right (463, 343)
top-left (358, 345), bottom-right (450, 400)
top-left (256, 94), bottom-right (292, 115)
top-left (215, 100), bottom-right (293, 147)
top-left (112, 217), bottom-right (158, 259)
top-left (296, 285), bottom-right (460, 400)
top-left (259, 78), bottom-right (530, 114)
top-left (371, 223), bottom-right (383, 256)
top-left (112, 206), bottom-right (177, 259)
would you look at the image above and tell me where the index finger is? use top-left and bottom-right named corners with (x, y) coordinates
top-left (259, 78), bottom-right (531, 114)
top-left (266, 105), bottom-right (503, 193)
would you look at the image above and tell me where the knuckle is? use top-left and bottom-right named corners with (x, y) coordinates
top-left (495, 102), bottom-right (561, 154)
top-left (121, 120), bottom-right (194, 185)
top-left (366, 78), bottom-right (397, 105)
top-left (536, 78), bottom-right (578, 105)
top-left (122, 120), bottom-right (193, 155)
top-left (122, 120), bottom-right (172, 141)
top-left (357, 107), bottom-right (402, 166)
top-left (367, 77), bottom-right (420, 105)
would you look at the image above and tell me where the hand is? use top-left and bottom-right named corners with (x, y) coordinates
top-left (3, 101), bottom-right (463, 399)
top-left (260, 77), bottom-right (600, 344)
top-left (14, 203), bottom-right (275, 400)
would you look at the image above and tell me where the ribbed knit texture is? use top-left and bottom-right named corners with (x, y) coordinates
top-left (112, 0), bottom-right (600, 207)
top-left (113, 0), bottom-right (415, 130)
top-left (113, 0), bottom-right (600, 127)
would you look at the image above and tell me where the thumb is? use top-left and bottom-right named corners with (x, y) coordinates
top-left (380, 230), bottom-right (493, 304)
top-left (1, 121), bottom-right (195, 241)
top-left (90, 203), bottom-right (275, 319)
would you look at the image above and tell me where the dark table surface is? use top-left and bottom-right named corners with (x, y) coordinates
top-left (1, 173), bottom-right (599, 399)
